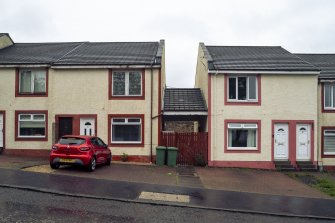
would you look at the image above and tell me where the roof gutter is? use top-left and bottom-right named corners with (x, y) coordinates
top-left (208, 70), bottom-right (320, 75)
top-left (0, 64), bottom-right (50, 68)
top-left (50, 65), bottom-right (161, 69)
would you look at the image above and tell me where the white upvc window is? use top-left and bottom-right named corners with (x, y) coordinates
top-left (18, 114), bottom-right (46, 138)
top-left (228, 76), bottom-right (258, 102)
top-left (19, 70), bottom-right (47, 94)
top-left (324, 130), bottom-right (335, 155)
top-left (112, 71), bottom-right (142, 96)
top-left (227, 123), bottom-right (258, 150)
top-left (324, 84), bottom-right (335, 110)
top-left (111, 118), bottom-right (142, 143)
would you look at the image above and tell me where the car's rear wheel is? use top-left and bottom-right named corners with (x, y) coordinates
top-left (50, 163), bottom-right (60, 169)
top-left (106, 156), bottom-right (111, 166)
top-left (87, 157), bottom-right (96, 172)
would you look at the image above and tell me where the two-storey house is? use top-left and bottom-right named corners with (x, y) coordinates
top-left (0, 33), bottom-right (165, 162)
top-left (195, 43), bottom-right (320, 169)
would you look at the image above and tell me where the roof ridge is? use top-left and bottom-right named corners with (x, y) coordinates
top-left (51, 42), bottom-right (88, 65)
top-left (205, 45), bottom-right (282, 48)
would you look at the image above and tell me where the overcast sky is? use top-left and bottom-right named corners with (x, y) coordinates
top-left (1, 0), bottom-right (335, 87)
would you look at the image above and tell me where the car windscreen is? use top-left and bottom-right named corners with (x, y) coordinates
top-left (59, 137), bottom-right (86, 145)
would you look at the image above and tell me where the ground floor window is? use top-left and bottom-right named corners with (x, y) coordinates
top-left (323, 129), bottom-right (335, 155)
top-left (111, 117), bottom-right (142, 144)
top-left (17, 112), bottom-right (47, 139)
top-left (227, 123), bottom-right (258, 150)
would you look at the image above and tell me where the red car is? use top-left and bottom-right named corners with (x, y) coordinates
top-left (50, 135), bottom-right (112, 171)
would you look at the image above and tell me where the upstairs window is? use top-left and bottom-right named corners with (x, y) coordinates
top-left (112, 71), bottom-right (142, 96)
top-left (228, 76), bottom-right (257, 102)
top-left (324, 84), bottom-right (335, 110)
top-left (19, 70), bottom-right (47, 94)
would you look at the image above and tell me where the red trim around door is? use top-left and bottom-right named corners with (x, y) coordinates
top-left (271, 120), bottom-right (315, 164)
top-left (0, 111), bottom-right (5, 149)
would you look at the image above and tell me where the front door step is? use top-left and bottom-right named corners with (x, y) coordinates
top-left (296, 161), bottom-right (317, 172)
top-left (274, 160), bottom-right (296, 171)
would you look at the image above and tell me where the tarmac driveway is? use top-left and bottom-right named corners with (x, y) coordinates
top-left (196, 167), bottom-right (331, 199)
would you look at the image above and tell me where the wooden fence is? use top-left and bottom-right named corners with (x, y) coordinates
top-left (161, 132), bottom-right (208, 166)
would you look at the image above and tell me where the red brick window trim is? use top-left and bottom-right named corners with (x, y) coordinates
top-left (321, 126), bottom-right (335, 158)
top-left (108, 114), bottom-right (144, 147)
top-left (15, 68), bottom-right (49, 97)
top-left (224, 74), bottom-right (261, 106)
top-left (15, 110), bottom-right (48, 141)
top-left (109, 69), bottom-right (145, 100)
top-left (224, 119), bottom-right (261, 153)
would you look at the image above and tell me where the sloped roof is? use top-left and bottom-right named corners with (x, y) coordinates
top-left (163, 88), bottom-right (207, 112)
top-left (295, 54), bottom-right (335, 79)
top-left (0, 41), bottom-right (162, 66)
top-left (203, 45), bottom-right (319, 72)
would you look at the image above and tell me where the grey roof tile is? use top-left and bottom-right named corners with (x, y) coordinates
top-left (205, 46), bottom-right (319, 72)
top-left (295, 54), bottom-right (335, 78)
top-left (163, 88), bottom-right (207, 112)
top-left (0, 41), bottom-right (161, 66)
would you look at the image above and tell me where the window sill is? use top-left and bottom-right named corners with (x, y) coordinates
top-left (109, 95), bottom-right (145, 100)
top-left (109, 142), bottom-right (144, 147)
top-left (225, 148), bottom-right (260, 153)
top-left (15, 137), bottom-right (47, 141)
top-left (16, 93), bottom-right (47, 97)
top-left (225, 100), bottom-right (260, 106)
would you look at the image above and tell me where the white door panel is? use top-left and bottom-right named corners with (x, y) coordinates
top-left (296, 124), bottom-right (311, 160)
top-left (80, 118), bottom-right (95, 136)
top-left (274, 123), bottom-right (289, 160)
top-left (0, 114), bottom-right (3, 147)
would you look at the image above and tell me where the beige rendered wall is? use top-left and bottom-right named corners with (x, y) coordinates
top-left (0, 68), bottom-right (161, 157)
top-left (194, 44), bottom-right (209, 104)
top-left (317, 83), bottom-right (335, 167)
top-left (0, 35), bottom-right (13, 49)
top-left (210, 74), bottom-right (318, 162)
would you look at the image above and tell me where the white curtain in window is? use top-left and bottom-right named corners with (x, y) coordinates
top-left (20, 71), bottom-right (32, 93)
top-left (34, 71), bottom-right (46, 93)
top-left (247, 129), bottom-right (256, 147)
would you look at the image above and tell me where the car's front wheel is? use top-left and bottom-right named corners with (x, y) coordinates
top-left (106, 156), bottom-right (111, 166)
top-left (87, 157), bottom-right (96, 172)
top-left (50, 163), bottom-right (60, 169)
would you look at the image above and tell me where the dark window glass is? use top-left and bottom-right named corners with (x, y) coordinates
top-left (113, 72), bottom-right (125, 95)
top-left (112, 125), bottom-right (141, 142)
top-left (59, 137), bottom-right (85, 145)
top-left (229, 78), bottom-right (236, 99)
top-left (238, 77), bottom-right (247, 100)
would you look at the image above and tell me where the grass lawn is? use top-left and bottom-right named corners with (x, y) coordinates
top-left (286, 172), bottom-right (335, 197)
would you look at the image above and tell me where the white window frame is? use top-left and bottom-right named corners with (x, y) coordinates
top-left (19, 70), bottom-right (47, 94)
top-left (227, 75), bottom-right (258, 102)
top-left (323, 130), bottom-right (335, 155)
top-left (111, 117), bottom-right (142, 144)
top-left (18, 114), bottom-right (46, 138)
top-left (324, 84), bottom-right (335, 110)
top-left (227, 123), bottom-right (258, 150)
top-left (112, 71), bottom-right (142, 96)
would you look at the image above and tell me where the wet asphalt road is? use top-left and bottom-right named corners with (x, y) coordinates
top-left (0, 187), bottom-right (330, 223)
top-left (0, 168), bottom-right (334, 219)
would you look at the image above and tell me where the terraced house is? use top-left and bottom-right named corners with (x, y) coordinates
top-left (195, 43), bottom-right (330, 170)
top-left (0, 33), bottom-right (165, 162)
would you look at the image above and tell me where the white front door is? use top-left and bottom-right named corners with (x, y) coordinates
top-left (0, 114), bottom-right (3, 148)
top-left (274, 123), bottom-right (289, 160)
top-left (80, 118), bottom-right (95, 136)
top-left (296, 124), bottom-right (311, 160)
